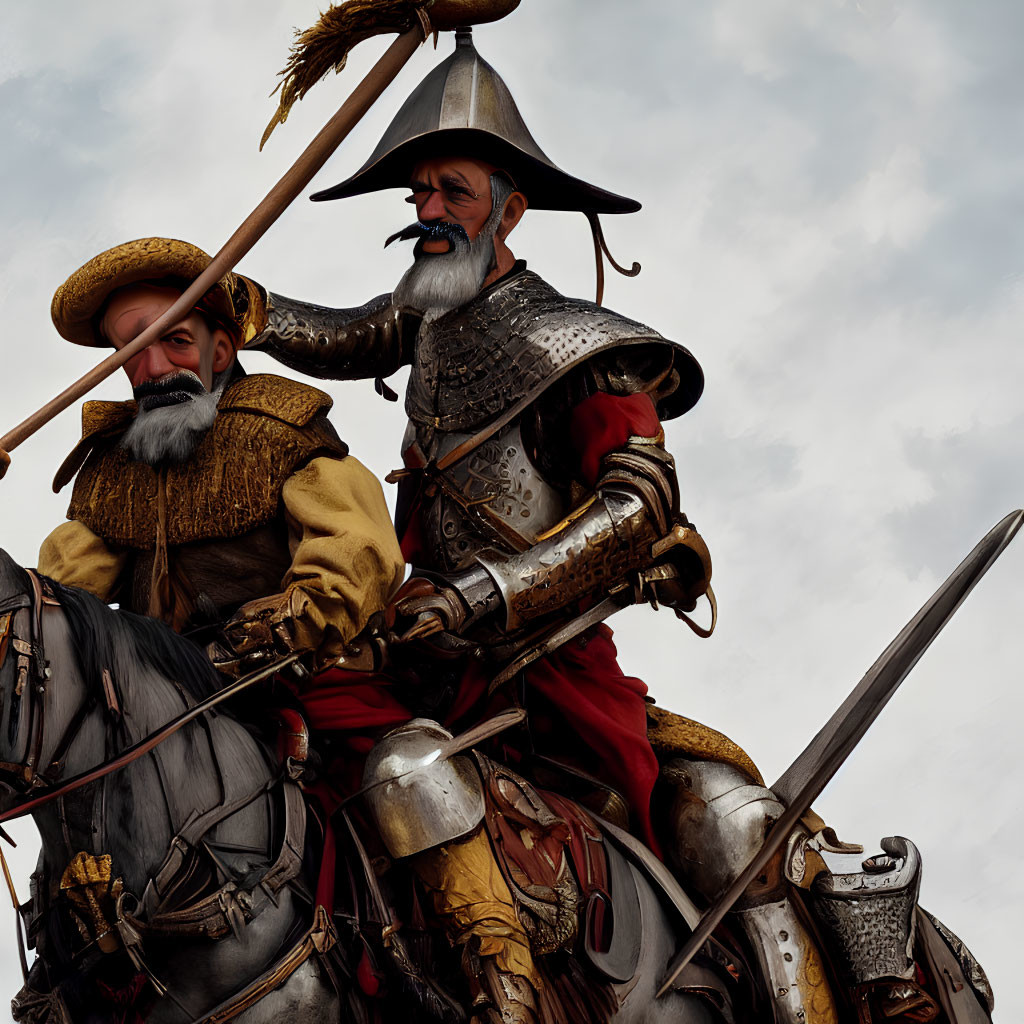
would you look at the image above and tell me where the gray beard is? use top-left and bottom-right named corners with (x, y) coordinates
top-left (392, 181), bottom-right (510, 321)
top-left (120, 381), bottom-right (224, 465)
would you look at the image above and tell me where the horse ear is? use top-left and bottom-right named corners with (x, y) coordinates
top-left (0, 548), bottom-right (27, 602)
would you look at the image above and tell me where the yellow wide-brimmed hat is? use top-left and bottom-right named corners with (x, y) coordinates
top-left (50, 237), bottom-right (266, 348)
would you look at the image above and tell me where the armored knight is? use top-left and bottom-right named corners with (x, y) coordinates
top-left (250, 29), bottom-right (994, 1024)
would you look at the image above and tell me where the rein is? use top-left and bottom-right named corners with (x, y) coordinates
top-left (0, 646), bottom-right (300, 827)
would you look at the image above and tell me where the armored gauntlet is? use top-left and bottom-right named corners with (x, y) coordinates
top-left (444, 436), bottom-right (711, 633)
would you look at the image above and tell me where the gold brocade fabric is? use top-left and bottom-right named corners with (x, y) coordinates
top-left (58, 374), bottom-right (344, 547)
top-left (414, 829), bottom-right (540, 987)
top-left (647, 703), bottom-right (764, 785)
top-left (40, 374), bottom-right (406, 654)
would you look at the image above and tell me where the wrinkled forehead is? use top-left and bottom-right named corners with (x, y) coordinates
top-left (101, 283), bottom-right (185, 342)
top-left (408, 155), bottom-right (499, 192)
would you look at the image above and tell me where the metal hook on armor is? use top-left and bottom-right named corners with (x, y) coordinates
top-left (674, 584), bottom-right (717, 638)
top-left (586, 211), bottom-right (641, 306)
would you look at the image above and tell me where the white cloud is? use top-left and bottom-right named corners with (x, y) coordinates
top-left (0, 0), bottom-right (1021, 1019)
top-left (847, 144), bottom-right (946, 246)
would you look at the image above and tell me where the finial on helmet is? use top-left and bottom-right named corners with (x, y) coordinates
top-left (260, 0), bottom-right (521, 149)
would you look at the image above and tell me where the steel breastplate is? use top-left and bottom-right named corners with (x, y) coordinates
top-left (411, 420), bottom-right (567, 573)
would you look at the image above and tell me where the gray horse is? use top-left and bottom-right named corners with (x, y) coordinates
top-left (0, 548), bottom-right (727, 1023)
top-left (0, 549), bottom-right (338, 1023)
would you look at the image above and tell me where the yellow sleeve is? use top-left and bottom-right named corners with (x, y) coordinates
top-left (37, 520), bottom-right (128, 603)
top-left (279, 455), bottom-right (405, 656)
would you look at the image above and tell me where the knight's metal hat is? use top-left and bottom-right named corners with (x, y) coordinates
top-left (311, 28), bottom-right (640, 214)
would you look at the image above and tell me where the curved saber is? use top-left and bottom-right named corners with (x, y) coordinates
top-left (658, 509), bottom-right (1024, 998)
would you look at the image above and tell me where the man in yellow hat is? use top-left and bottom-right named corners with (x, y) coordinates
top-left (41, 236), bottom-right (405, 671)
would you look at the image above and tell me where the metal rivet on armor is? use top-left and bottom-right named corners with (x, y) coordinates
top-left (783, 952), bottom-right (793, 962)
top-left (779, 930), bottom-right (788, 941)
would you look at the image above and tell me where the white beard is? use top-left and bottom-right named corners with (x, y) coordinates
top-left (120, 381), bottom-right (224, 465)
top-left (392, 178), bottom-right (511, 321)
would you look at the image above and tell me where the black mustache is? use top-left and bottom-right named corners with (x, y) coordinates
top-left (134, 372), bottom-right (206, 407)
top-left (384, 220), bottom-right (471, 249)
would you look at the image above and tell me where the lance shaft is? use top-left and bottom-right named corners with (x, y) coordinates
top-left (0, 25), bottom-right (425, 461)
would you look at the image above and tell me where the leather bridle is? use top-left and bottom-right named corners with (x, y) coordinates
top-left (0, 569), bottom-right (121, 798)
top-left (0, 569), bottom-right (58, 794)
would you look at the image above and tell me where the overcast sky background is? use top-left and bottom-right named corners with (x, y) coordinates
top-left (0, 1), bottom-right (1021, 1018)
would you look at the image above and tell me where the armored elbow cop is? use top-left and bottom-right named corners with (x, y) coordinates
top-left (462, 436), bottom-right (711, 632)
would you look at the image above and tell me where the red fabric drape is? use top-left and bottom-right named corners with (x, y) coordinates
top-left (309, 389), bottom-right (669, 854)
top-left (570, 390), bottom-right (661, 486)
top-left (446, 625), bottom-right (661, 855)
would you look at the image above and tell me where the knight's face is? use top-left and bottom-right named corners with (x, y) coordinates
top-left (407, 156), bottom-right (498, 252)
top-left (102, 283), bottom-right (234, 397)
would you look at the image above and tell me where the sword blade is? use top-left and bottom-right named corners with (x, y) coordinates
top-left (657, 509), bottom-right (1023, 998)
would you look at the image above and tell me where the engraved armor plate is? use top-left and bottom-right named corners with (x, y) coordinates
top-left (810, 836), bottom-right (921, 986)
top-left (406, 269), bottom-right (701, 444)
top-left (420, 423), bottom-right (566, 572)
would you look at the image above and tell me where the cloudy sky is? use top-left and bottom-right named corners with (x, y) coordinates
top-left (0, 1), bottom-right (1021, 1018)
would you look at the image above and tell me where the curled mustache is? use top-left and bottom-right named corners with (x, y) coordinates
top-left (133, 371), bottom-right (206, 410)
top-left (384, 220), bottom-right (471, 250)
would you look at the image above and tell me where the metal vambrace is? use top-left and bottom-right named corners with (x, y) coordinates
top-left (248, 291), bottom-right (411, 381)
top-left (455, 437), bottom-right (707, 632)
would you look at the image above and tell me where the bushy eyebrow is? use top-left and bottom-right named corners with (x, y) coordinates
top-left (408, 170), bottom-right (476, 192)
top-left (441, 171), bottom-right (473, 189)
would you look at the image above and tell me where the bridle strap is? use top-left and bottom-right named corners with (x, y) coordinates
top-left (0, 653), bottom-right (300, 827)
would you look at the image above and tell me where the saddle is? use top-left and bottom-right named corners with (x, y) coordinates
top-left (472, 752), bottom-right (743, 1021)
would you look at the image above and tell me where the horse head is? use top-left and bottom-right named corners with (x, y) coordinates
top-left (0, 550), bottom-right (343, 1022)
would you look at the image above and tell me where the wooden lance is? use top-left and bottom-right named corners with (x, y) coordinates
top-left (0, 0), bottom-right (521, 479)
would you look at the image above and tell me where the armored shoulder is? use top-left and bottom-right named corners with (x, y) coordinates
top-left (407, 270), bottom-right (704, 435)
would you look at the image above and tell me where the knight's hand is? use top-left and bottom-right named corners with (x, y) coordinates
top-left (388, 577), bottom-right (467, 643)
top-left (222, 593), bottom-right (301, 669)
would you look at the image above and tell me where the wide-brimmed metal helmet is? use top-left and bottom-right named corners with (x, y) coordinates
top-left (311, 28), bottom-right (639, 215)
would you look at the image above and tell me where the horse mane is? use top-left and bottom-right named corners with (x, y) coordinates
top-left (47, 579), bottom-right (223, 704)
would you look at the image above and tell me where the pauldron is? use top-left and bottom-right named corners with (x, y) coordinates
top-left (249, 269), bottom-right (704, 430)
top-left (406, 269), bottom-right (702, 443)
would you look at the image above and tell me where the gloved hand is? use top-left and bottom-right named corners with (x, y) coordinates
top-left (221, 591), bottom-right (304, 670)
top-left (60, 852), bottom-right (124, 953)
top-left (387, 577), bottom-right (468, 642)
